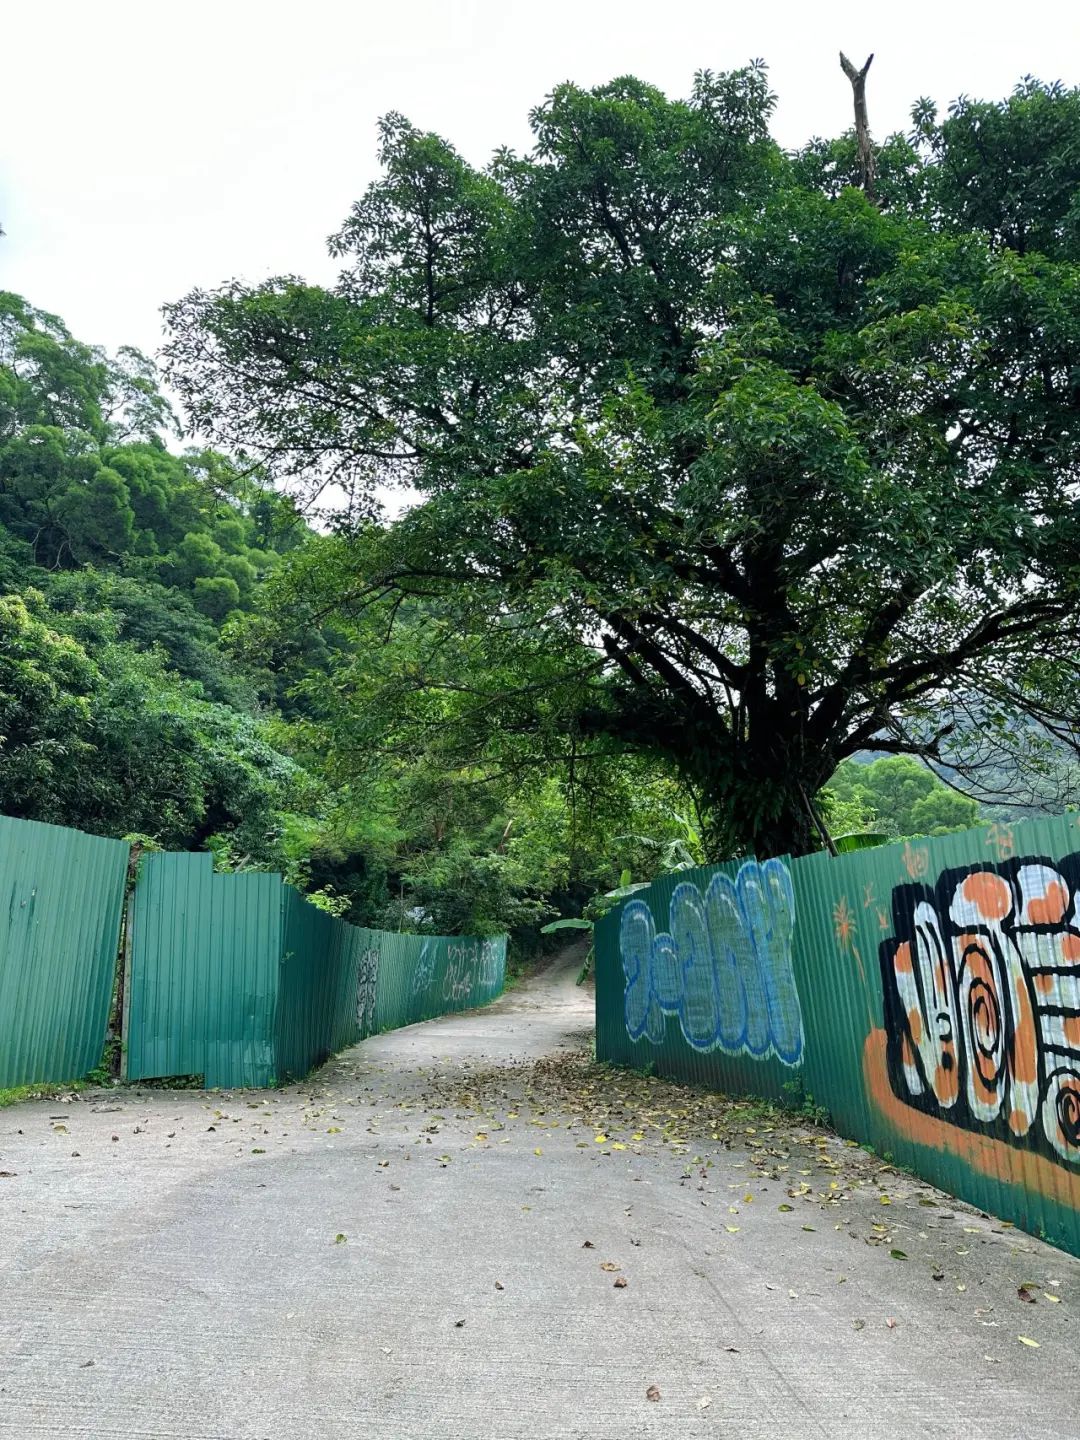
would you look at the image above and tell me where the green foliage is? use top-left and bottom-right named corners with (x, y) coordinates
top-left (823, 755), bottom-right (980, 841)
top-left (0, 281), bottom-right (714, 942)
top-left (0, 589), bottom-right (309, 853)
top-left (164, 66), bottom-right (1080, 860)
top-left (832, 831), bottom-right (888, 854)
top-left (0, 294), bottom-right (322, 867)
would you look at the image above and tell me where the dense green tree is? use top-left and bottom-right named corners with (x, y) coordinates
top-left (824, 755), bottom-right (980, 840)
top-left (0, 290), bottom-right (305, 607)
top-left (0, 590), bottom-right (311, 856)
top-left (43, 570), bottom-right (256, 706)
top-left (0, 290), bottom-right (684, 937)
top-left (0, 593), bottom-right (98, 819)
top-left (163, 66), bottom-right (1080, 858)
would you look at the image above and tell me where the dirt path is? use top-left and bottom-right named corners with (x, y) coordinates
top-left (1, 945), bottom-right (1078, 1438)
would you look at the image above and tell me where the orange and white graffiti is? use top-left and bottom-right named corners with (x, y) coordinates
top-left (881, 856), bottom-right (1080, 1169)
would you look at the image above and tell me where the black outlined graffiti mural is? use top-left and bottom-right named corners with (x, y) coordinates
top-left (880, 854), bottom-right (1080, 1169)
top-left (356, 945), bottom-right (380, 1038)
top-left (619, 859), bottom-right (804, 1064)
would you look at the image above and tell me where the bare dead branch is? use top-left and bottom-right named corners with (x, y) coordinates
top-left (840, 51), bottom-right (877, 202)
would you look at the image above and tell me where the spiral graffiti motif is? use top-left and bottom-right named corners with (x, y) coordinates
top-left (1043, 1068), bottom-right (1080, 1164)
top-left (881, 853), bottom-right (1080, 1170)
top-left (619, 859), bottom-right (804, 1065)
top-left (957, 935), bottom-right (1008, 1122)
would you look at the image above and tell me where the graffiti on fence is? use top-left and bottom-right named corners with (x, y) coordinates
top-left (443, 943), bottom-right (474, 1003)
top-left (410, 941), bottom-right (436, 996)
top-left (479, 938), bottom-right (504, 990)
top-left (619, 859), bottom-right (804, 1064)
top-left (356, 946), bottom-right (380, 1038)
top-left (441, 938), bottom-right (503, 1003)
top-left (880, 854), bottom-right (1080, 1169)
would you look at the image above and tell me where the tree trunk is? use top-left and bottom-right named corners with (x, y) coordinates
top-left (695, 746), bottom-right (832, 862)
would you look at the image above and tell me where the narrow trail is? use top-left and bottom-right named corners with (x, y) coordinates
top-left (1, 945), bottom-right (1078, 1439)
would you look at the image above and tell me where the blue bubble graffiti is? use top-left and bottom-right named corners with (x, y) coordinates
top-left (619, 859), bottom-right (804, 1064)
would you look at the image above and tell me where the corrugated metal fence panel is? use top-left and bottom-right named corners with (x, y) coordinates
top-left (595, 857), bottom-right (804, 1105)
top-left (0, 816), bottom-right (128, 1088)
top-left (125, 853), bottom-right (507, 1088)
top-left (596, 815), bottom-right (1080, 1257)
top-left (372, 931), bottom-right (507, 1034)
top-left (125, 853), bottom-right (281, 1089)
top-left (793, 814), bottom-right (1080, 1257)
top-left (274, 890), bottom-right (366, 1082)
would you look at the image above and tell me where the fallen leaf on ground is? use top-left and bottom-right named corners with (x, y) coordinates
top-left (1018, 1336), bottom-right (1039, 1347)
top-left (890, 1249), bottom-right (908, 1260)
top-left (646, 1385), bottom-right (661, 1402)
top-left (614, 1275), bottom-right (628, 1288)
top-left (600, 1261), bottom-right (620, 1272)
top-left (1018, 1286), bottom-right (1037, 1304)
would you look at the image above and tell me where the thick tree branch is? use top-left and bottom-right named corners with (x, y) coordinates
top-left (840, 51), bottom-right (876, 202)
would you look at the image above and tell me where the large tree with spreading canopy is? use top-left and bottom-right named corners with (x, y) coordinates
top-left (164, 62), bottom-right (1080, 857)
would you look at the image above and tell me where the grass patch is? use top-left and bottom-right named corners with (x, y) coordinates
top-left (0, 1079), bottom-right (91, 1108)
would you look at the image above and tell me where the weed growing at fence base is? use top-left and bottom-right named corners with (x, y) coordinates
top-left (0, 1081), bottom-right (89, 1108)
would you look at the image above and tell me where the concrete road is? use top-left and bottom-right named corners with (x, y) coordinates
top-left (2, 946), bottom-right (1079, 1439)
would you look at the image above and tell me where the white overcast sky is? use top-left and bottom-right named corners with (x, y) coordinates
top-left (2, 0), bottom-right (1078, 370)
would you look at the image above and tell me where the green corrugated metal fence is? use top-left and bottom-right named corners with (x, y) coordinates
top-left (0, 816), bottom-right (128, 1089)
top-left (595, 813), bottom-right (1080, 1256)
top-left (124, 851), bottom-right (507, 1088)
top-left (275, 892), bottom-right (368, 1082)
top-left (125, 853), bottom-right (282, 1088)
top-left (370, 930), bottom-right (507, 1033)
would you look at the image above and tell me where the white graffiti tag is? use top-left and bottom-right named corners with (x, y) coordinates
top-left (356, 946), bottom-right (380, 1038)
